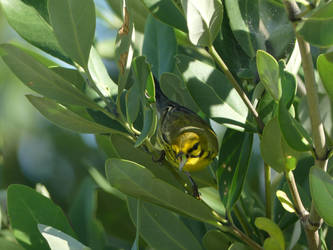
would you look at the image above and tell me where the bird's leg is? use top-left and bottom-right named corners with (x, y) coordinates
top-left (185, 172), bottom-right (200, 199)
top-left (152, 150), bottom-right (165, 162)
top-left (178, 154), bottom-right (200, 199)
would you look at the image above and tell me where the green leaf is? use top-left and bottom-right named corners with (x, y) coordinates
top-left (309, 166), bottom-right (333, 226)
top-left (160, 73), bottom-right (198, 111)
top-left (280, 63), bottom-right (297, 109)
top-left (255, 217), bottom-right (285, 250)
top-left (0, 44), bottom-right (99, 109)
top-left (127, 198), bottom-right (202, 250)
top-left (199, 187), bottom-right (225, 216)
top-left (317, 52), bottom-right (333, 101)
top-left (110, 134), bottom-right (184, 189)
top-left (257, 50), bottom-right (281, 101)
top-left (38, 224), bottom-right (90, 250)
top-left (7, 184), bottom-right (75, 250)
top-left (297, 1), bottom-right (333, 47)
top-left (115, 5), bottom-right (135, 94)
top-left (177, 55), bottom-right (252, 131)
top-left (0, 0), bottom-right (69, 62)
top-left (260, 117), bottom-right (299, 173)
top-left (217, 130), bottom-right (253, 210)
top-left (225, 0), bottom-right (293, 58)
top-left (181, 0), bottom-right (223, 46)
top-left (263, 238), bottom-right (282, 250)
top-left (132, 56), bottom-right (153, 103)
top-left (142, 14), bottom-right (177, 77)
top-left (134, 106), bottom-right (157, 147)
top-left (0, 238), bottom-right (24, 250)
top-left (27, 95), bottom-right (122, 134)
top-left (225, 0), bottom-right (263, 58)
top-left (202, 230), bottom-right (230, 250)
top-left (105, 158), bottom-right (218, 226)
top-left (141, 0), bottom-right (187, 32)
top-left (88, 47), bottom-right (118, 97)
top-left (276, 190), bottom-right (295, 213)
top-left (106, 0), bottom-right (148, 33)
top-left (68, 178), bottom-right (103, 247)
top-left (278, 103), bottom-right (313, 152)
top-left (48, 0), bottom-right (96, 66)
top-left (229, 242), bottom-right (252, 250)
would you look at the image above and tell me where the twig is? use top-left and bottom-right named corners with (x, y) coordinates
top-left (264, 163), bottom-right (272, 219)
top-left (208, 45), bottom-right (265, 133)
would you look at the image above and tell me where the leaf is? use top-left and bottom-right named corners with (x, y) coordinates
top-left (317, 52), bottom-right (333, 101)
top-left (257, 50), bottom-right (281, 101)
top-left (0, 44), bottom-right (99, 109)
top-left (225, 0), bottom-right (263, 58)
top-left (115, 4), bottom-right (135, 94)
top-left (38, 224), bottom-right (90, 250)
top-left (297, 1), bottom-right (333, 47)
top-left (105, 158), bottom-right (218, 226)
top-left (199, 187), bottom-right (225, 216)
top-left (106, 0), bottom-right (149, 33)
top-left (127, 197), bottom-right (202, 250)
top-left (260, 117), bottom-right (299, 173)
top-left (134, 106), bottom-right (157, 147)
top-left (177, 55), bottom-right (252, 131)
top-left (217, 130), bottom-right (253, 210)
top-left (141, 0), bottom-right (187, 32)
top-left (255, 217), bottom-right (285, 250)
top-left (309, 166), bottom-right (333, 226)
top-left (0, 238), bottom-right (25, 250)
top-left (225, 0), bottom-right (293, 58)
top-left (202, 230), bottom-right (230, 250)
top-left (276, 190), bottom-right (295, 213)
top-left (7, 184), bottom-right (75, 250)
top-left (48, 0), bottom-right (96, 66)
top-left (181, 0), bottom-right (223, 46)
top-left (0, 0), bottom-right (69, 62)
top-left (279, 61), bottom-right (296, 109)
top-left (278, 103), bottom-right (313, 152)
top-left (142, 14), bottom-right (177, 78)
top-left (88, 47), bottom-right (118, 97)
top-left (27, 95), bottom-right (122, 134)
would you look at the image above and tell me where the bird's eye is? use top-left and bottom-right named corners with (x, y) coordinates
top-left (187, 142), bottom-right (199, 154)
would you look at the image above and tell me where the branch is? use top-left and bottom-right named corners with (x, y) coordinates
top-left (207, 45), bottom-right (265, 133)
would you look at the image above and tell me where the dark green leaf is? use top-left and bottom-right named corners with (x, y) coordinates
top-left (0, 238), bottom-right (24, 250)
top-left (134, 106), bottom-right (157, 147)
top-left (309, 166), bottom-right (333, 226)
top-left (217, 130), bottom-right (253, 210)
top-left (279, 61), bottom-right (296, 109)
top-left (0, 44), bottom-right (99, 109)
top-left (177, 55), bottom-right (252, 131)
top-left (143, 14), bottom-right (177, 78)
top-left (141, 0), bottom-right (187, 32)
top-left (297, 2), bottom-right (333, 47)
top-left (225, 0), bottom-right (263, 58)
top-left (181, 0), bottom-right (223, 46)
top-left (0, 0), bottom-right (69, 62)
top-left (257, 50), bottom-right (281, 101)
top-left (27, 95), bottom-right (122, 134)
top-left (105, 158), bottom-right (218, 226)
top-left (202, 230), bottom-right (230, 250)
top-left (7, 184), bottom-right (75, 250)
top-left (317, 52), bottom-right (333, 101)
top-left (199, 187), bottom-right (225, 216)
top-left (260, 117), bottom-right (299, 173)
top-left (48, 0), bottom-right (96, 66)
top-left (127, 198), bottom-right (202, 250)
top-left (278, 103), bottom-right (312, 152)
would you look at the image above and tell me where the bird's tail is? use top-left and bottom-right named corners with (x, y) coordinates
top-left (153, 76), bottom-right (172, 111)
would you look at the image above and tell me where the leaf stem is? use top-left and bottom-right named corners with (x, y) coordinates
top-left (264, 163), bottom-right (272, 219)
top-left (208, 45), bottom-right (264, 133)
top-left (230, 224), bottom-right (263, 250)
top-left (283, 1), bottom-right (328, 249)
top-left (233, 204), bottom-right (252, 237)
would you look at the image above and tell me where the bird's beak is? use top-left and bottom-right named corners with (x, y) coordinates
top-left (177, 153), bottom-right (187, 172)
